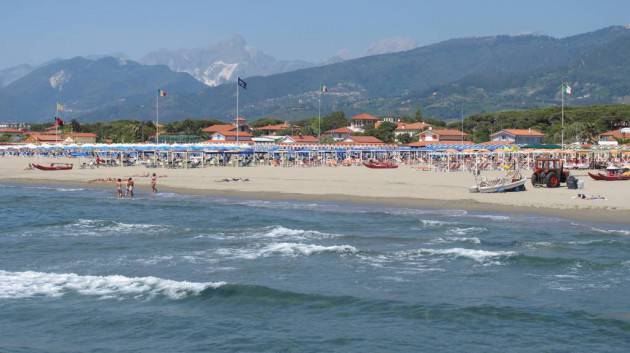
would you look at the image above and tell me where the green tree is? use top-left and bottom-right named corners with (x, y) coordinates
top-left (365, 121), bottom-right (397, 143)
top-left (397, 133), bottom-right (413, 144)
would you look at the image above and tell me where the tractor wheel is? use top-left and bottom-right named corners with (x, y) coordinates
top-left (531, 173), bottom-right (538, 187)
top-left (545, 173), bottom-right (560, 188)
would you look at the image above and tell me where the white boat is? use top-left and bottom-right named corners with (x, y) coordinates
top-left (469, 171), bottom-right (527, 193)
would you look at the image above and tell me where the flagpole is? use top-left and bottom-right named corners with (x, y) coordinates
top-left (560, 83), bottom-right (564, 150)
top-left (55, 104), bottom-right (59, 144)
top-left (318, 90), bottom-right (321, 142)
top-left (156, 91), bottom-right (160, 144)
top-left (236, 80), bottom-right (239, 144)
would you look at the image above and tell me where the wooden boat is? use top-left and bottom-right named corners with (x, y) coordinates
top-left (588, 166), bottom-right (630, 181)
top-left (470, 170), bottom-right (527, 193)
top-left (31, 163), bottom-right (73, 171)
top-left (588, 172), bottom-right (630, 181)
top-left (363, 161), bottom-right (398, 169)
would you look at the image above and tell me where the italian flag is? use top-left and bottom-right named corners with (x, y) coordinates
top-left (320, 84), bottom-right (328, 93)
top-left (562, 83), bottom-right (572, 96)
top-left (158, 89), bottom-right (167, 97)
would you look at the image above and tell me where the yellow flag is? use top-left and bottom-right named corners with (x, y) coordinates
top-left (56, 103), bottom-right (64, 112)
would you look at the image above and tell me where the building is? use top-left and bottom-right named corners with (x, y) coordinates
top-left (65, 132), bottom-right (97, 144)
top-left (394, 122), bottom-right (431, 139)
top-left (350, 113), bottom-right (380, 132)
top-left (209, 131), bottom-right (252, 142)
top-left (202, 117), bottom-right (251, 135)
top-left (490, 129), bottom-right (544, 145)
top-left (255, 122), bottom-right (291, 136)
top-left (419, 129), bottom-right (469, 142)
top-left (279, 135), bottom-right (319, 144)
top-left (342, 135), bottom-right (385, 145)
top-left (324, 127), bottom-right (353, 141)
top-left (598, 128), bottom-right (630, 146)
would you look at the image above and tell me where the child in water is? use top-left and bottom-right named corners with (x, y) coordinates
top-left (151, 173), bottom-right (157, 193)
top-left (116, 178), bottom-right (123, 198)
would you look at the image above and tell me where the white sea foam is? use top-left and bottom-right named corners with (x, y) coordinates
top-left (445, 227), bottom-right (487, 236)
top-left (0, 270), bottom-right (224, 300)
top-left (256, 226), bottom-right (335, 240)
top-left (470, 214), bottom-right (510, 221)
top-left (216, 242), bottom-right (357, 260)
top-left (420, 220), bottom-right (457, 227)
top-left (591, 227), bottom-right (630, 236)
top-left (432, 236), bottom-right (482, 244)
top-left (402, 248), bottom-right (515, 263)
top-left (66, 219), bottom-right (166, 235)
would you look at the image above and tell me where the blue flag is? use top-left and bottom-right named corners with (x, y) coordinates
top-left (238, 77), bottom-right (247, 90)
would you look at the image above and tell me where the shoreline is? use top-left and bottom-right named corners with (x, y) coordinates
top-left (4, 177), bottom-right (630, 225)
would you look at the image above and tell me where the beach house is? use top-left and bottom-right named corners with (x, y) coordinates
top-left (598, 128), bottom-right (630, 146)
top-left (394, 122), bottom-right (431, 140)
top-left (419, 128), bottom-right (469, 142)
top-left (342, 135), bottom-right (384, 145)
top-left (350, 113), bottom-right (380, 133)
top-left (209, 131), bottom-right (253, 142)
top-left (279, 135), bottom-right (319, 144)
top-left (324, 127), bottom-right (353, 141)
top-left (490, 129), bottom-right (544, 145)
top-left (255, 121), bottom-right (291, 136)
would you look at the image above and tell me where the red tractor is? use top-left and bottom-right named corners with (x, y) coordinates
top-left (531, 158), bottom-right (570, 188)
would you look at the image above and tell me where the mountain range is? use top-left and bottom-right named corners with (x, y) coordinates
top-left (2, 25), bottom-right (630, 123)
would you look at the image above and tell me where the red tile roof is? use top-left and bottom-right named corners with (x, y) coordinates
top-left (202, 124), bottom-right (236, 133)
top-left (351, 113), bottom-right (380, 121)
top-left (257, 122), bottom-right (290, 131)
top-left (325, 127), bottom-right (353, 134)
top-left (396, 122), bottom-right (431, 131)
top-left (423, 129), bottom-right (469, 137)
top-left (67, 132), bottom-right (97, 138)
top-left (0, 128), bottom-right (26, 134)
top-left (600, 129), bottom-right (630, 140)
top-left (407, 141), bottom-right (474, 147)
top-left (287, 135), bottom-right (318, 143)
top-left (212, 131), bottom-right (252, 137)
top-left (492, 129), bottom-right (544, 137)
top-left (344, 135), bottom-right (384, 144)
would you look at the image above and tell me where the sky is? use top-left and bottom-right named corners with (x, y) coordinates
top-left (1, 0), bottom-right (630, 69)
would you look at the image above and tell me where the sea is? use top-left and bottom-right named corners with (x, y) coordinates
top-left (1, 183), bottom-right (629, 353)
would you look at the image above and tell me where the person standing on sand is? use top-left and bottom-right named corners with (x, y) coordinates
top-left (151, 173), bottom-right (158, 193)
top-left (126, 177), bottom-right (134, 198)
top-left (116, 178), bottom-right (123, 198)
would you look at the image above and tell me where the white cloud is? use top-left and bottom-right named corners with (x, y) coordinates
top-left (365, 37), bottom-right (417, 56)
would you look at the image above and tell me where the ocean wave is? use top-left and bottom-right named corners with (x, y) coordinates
top-left (591, 227), bottom-right (630, 236)
top-left (215, 242), bottom-right (358, 260)
top-left (23, 185), bottom-right (84, 192)
top-left (431, 236), bottom-right (482, 245)
top-left (401, 248), bottom-right (515, 263)
top-left (65, 219), bottom-right (167, 234)
top-left (420, 220), bottom-right (457, 227)
top-left (256, 226), bottom-right (335, 240)
top-left (445, 227), bottom-right (487, 236)
top-left (469, 214), bottom-right (511, 221)
top-left (386, 209), bottom-right (468, 217)
top-left (0, 270), bottom-right (224, 300)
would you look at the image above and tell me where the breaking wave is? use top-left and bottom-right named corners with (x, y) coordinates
top-left (400, 248), bottom-right (516, 263)
top-left (591, 227), bottom-right (630, 236)
top-left (445, 227), bottom-right (487, 236)
top-left (216, 242), bottom-right (358, 260)
top-left (0, 270), bottom-right (224, 300)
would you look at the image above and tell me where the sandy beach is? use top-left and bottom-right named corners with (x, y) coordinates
top-left (1, 156), bottom-right (629, 223)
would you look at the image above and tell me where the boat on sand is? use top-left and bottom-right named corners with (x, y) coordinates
top-left (588, 166), bottom-right (630, 181)
top-left (363, 160), bottom-right (398, 169)
top-left (470, 170), bottom-right (527, 193)
top-left (31, 163), bottom-right (73, 171)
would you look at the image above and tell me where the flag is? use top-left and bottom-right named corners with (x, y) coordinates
top-left (320, 84), bottom-right (328, 93)
top-left (238, 77), bottom-right (247, 90)
top-left (56, 103), bottom-right (64, 112)
top-left (54, 117), bottom-right (64, 127)
top-left (562, 83), bottom-right (573, 96)
top-left (158, 89), bottom-right (167, 97)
